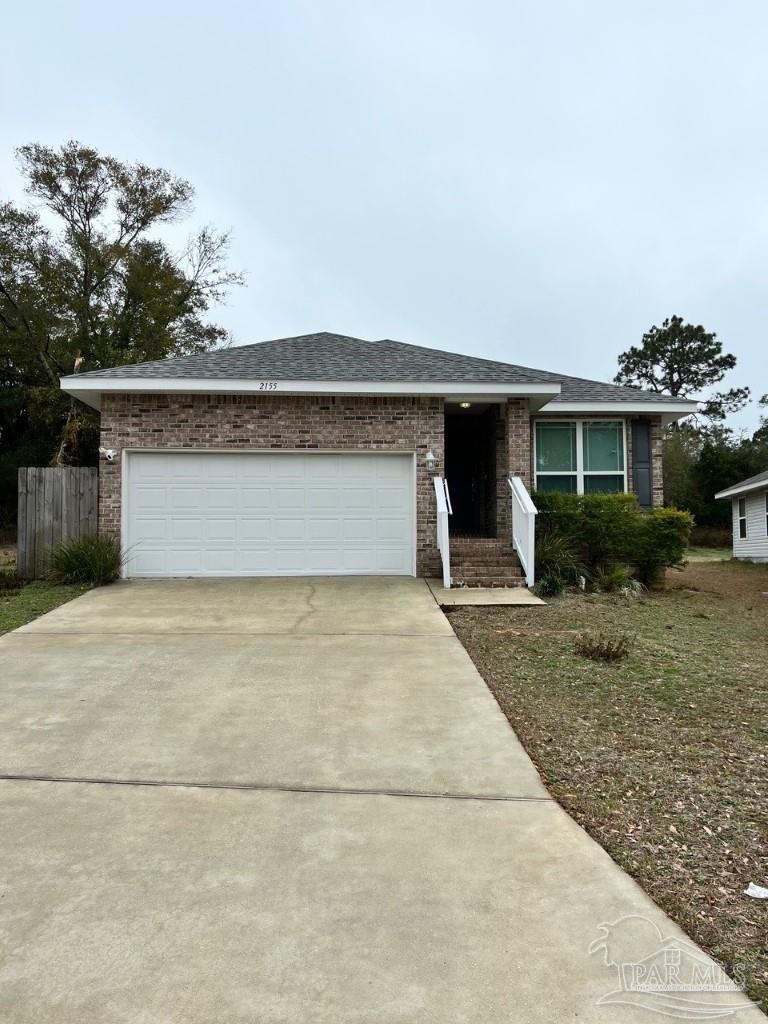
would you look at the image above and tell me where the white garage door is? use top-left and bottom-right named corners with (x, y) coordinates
top-left (124, 451), bottom-right (414, 577)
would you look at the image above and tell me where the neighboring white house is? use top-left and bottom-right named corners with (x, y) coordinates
top-left (715, 469), bottom-right (768, 562)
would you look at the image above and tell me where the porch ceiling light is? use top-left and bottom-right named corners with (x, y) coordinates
top-left (425, 450), bottom-right (437, 472)
top-left (459, 401), bottom-right (471, 409)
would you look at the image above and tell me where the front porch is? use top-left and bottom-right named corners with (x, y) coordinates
top-left (435, 400), bottom-right (537, 590)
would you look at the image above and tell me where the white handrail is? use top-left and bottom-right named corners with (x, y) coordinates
top-left (433, 475), bottom-right (451, 588)
top-left (508, 475), bottom-right (537, 587)
top-left (443, 477), bottom-right (453, 515)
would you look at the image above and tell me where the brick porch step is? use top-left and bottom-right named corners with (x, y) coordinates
top-left (449, 535), bottom-right (527, 589)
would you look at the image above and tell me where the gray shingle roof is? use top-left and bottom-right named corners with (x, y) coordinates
top-left (72, 331), bottom-right (691, 405)
top-left (716, 468), bottom-right (768, 497)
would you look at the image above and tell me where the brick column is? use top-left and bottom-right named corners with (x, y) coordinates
top-left (507, 398), bottom-right (532, 487)
top-left (496, 398), bottom-right (532, 537)
top-left (650, 416), bottom-right (664, 507)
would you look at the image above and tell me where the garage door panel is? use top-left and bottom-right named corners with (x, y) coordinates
top-left (239, 518), bottom-right (272, 541)
top-left (125, 453), bottom-right (413, 578)
top-left (274, 518), bottom-right (306, 541)
top-left (306, 488), bottom-right (340, 510)
top-left (307, 519), bottom-right (341, 541)
top-left (169, 518), bottom-right (203, 542)
top-left (241, 487), bottom-right (272, 510)
top-left (171, 488), bottom-right (205, 509)
top-left (237, 548), bottom-right (274, 572)
top-left (342, 518), bottom-right (376, 541)
top-left (166, 549), bottom-right (205, 574)
top-left (130, 517), bottom-right (168, 542)
top-left (205, 489), bottom-right (237, 512)
top-left (272, 547), bottom-right (311, 572)
top-left (377, 518), bottom-right (409, 541)
top-left (276, 488), bottom-right (305, 511)
top-left (205, 519), bottom-right (238, 541)
top-left (344, 488), bottom-right (375, 510)
top-left (377, 549), bottom-right (411, 572)
top-left (203, 548), bottom-right (238, 574)
top-left (274, 457), bottom-right (307, 479)
top-left (306, 458), bottom-right (340, 480)
top-left (377, 486), bottom-right (409, 509)
top-left (132, 486), bottom-right (167, 512)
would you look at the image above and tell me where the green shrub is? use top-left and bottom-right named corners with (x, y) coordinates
top-left (689, 524), bottom-right (731, 549)
top-left (533, 492), bottom-right (692, 589)
top-left (534, 492), bottom-right (638, 574)
top-left (46, 535), bottom-right (124, 586)
top-left (574, 631), bottom-right (631, 662)
top-left (634, 508), bottom-right (693, 587)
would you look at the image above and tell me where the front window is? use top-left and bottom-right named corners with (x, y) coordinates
top-left (535, 422), bottom-right (577, 493)
top-left (535, 420), bottom-right (626, 494)
top-left (738, 498), bottom-right (747, 539)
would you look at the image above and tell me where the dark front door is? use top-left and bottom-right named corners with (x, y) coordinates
top-left (444, 405), bottom-right (498, 536)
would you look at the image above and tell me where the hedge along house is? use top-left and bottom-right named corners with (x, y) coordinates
top-left (61, 332), bottom-right (696, 587)
top-left (715, 469), bottom-right (768, 563)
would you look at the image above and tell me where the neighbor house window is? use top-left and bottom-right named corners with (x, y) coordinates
top-left (738, 497), bottom-right (747, 539)
top-left (765, 493), bottom-right (768, 536)
top-left (535, 420), bottom-right (626, 494)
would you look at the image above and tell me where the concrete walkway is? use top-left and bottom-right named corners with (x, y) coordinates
top-left (0, 578), bottom-right (761, 1022)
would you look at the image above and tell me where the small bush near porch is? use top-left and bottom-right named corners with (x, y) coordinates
top-left (448, 559), bottom-right (768, 1011)
top-left (533, 492), bottom-right (692, 594)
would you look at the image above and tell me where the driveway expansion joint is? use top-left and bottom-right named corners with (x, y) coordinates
top-left (0, 773), bottom-right (553, 804)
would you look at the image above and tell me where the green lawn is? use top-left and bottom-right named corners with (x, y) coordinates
top-left (449, 560), bottom-right (768, 1012)
top-left (0, 580), bottom-right (90, 635)
top-left (686, 546), bottom-right (732, 561)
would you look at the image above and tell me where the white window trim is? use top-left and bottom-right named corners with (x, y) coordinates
top-left (533, 419), bottom-right (628, 494)
top-left (738, 497), bottom-right (748, 539)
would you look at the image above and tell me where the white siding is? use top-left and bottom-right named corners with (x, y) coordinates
top-left (732, 488), bottom-right (768, 562)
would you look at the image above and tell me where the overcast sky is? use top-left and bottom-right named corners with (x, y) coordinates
top-left (2, 1), bottom-right (766, 429)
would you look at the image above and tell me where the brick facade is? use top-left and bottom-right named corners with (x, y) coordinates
top-left (99, 393), bottom-right (444, 576)
top-left (99, 395), bottom-right (664, 579)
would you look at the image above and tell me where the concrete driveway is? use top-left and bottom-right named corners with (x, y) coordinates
top-left (0, 579), bottom-right (761, 1022)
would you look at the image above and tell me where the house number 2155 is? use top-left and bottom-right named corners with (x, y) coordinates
top-left (258, 381), bottom-right (278, 390)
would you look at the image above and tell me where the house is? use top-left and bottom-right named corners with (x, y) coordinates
top-left (715, 469), bottom-right (768, 563)
top-left (61, 332), bottom-right (696, 585)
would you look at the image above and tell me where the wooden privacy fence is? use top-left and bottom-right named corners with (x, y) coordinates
top-left (17, 467), bottom-right (98, 578)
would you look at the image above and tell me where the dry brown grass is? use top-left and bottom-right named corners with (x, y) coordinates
top-left (448, 560), bottom-right (768, 1012)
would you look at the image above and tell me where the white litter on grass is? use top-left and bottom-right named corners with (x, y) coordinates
top-left (743, 882), bottom-right (768, 899)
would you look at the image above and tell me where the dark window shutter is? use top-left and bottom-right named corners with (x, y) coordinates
top-left (631, 419), bottom-right (652, 507)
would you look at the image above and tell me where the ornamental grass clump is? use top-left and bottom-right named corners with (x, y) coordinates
top-left (46, 535), bottom-right (124, 586)
top-left (573, 631), bottom-right (631, 663)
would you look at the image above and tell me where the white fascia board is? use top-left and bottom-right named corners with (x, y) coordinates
top-left (60, 376), bottom-right (562, 410)
top-left (539, 400), bottom-right (697, 414)
top-left (715, 480), bottom-right (768, 500)
top-left (539, 400), bottom-right (697, 427)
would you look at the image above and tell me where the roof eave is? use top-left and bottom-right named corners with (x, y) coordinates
top-left (60, 376), bottom-right (562, 410)
top-left (715, 479), bottom-right (768, 500)
top-left (540, 399), bottom-right (698, 426)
